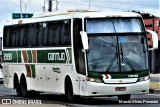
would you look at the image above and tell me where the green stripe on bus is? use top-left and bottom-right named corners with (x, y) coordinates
top-left (88, 72), bottom-right (103, 78)
top-left (37, 50), bottom-right (67, 63)
top-left (3, 49), bottom-right (72, 64)
top-left (3, 51), bottom-right (18, 63)
top-left (18, 51), bottom-right (21, 63)
top-left (110, 71), bottom-right (150, 79)
top-left (27, 50), bottom-right (32, 63)
top-left (31, 65), bottom-right (36, 78)
top-left (88, 70), bottom-right (149, 79)
top-left (138, 70), bottom-right (150, 77)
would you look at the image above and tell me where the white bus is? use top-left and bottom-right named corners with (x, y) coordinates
top-left (0, 32), bottom-right (3, 81)
top-left (2, 10), bottom-right (158, 101)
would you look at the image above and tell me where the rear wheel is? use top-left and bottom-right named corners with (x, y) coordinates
top-left (118, 95), bottom-right (131, 101)
top-left (21, 81), bottom-right (28, 97)
top-left (20, 76), bottom-right (29, 97)
top-left (15, 80), bottom-right (22, 97)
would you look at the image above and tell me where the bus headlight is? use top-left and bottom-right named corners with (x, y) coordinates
top-left (137, 75), bottom-right (150, 82)
top-left (87, 77), bottom-right (103, 83)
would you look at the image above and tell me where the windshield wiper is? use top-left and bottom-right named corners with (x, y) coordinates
top-left (106, 44), bottom-right (119, 72)
top-left (106, 20), bottom-right (135, 72)
top-left (119, 43), bottom-right (135, 72)
top-left (106, 42), bottom-right (136, 72)
top-left (106, 21), bottom-right (120, 72)
top-left (106, 53), bottom-right (119, 72)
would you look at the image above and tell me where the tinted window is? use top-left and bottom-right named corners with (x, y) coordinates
top-left (73, 19), bottom-right (86, 75)
top-left (3, 20), bottom-right (71, 48)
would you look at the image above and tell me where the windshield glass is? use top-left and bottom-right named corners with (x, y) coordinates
top-left (86, 18), bottom-right (143, 33)
top-left (86, 18), bottom-right (148, 73)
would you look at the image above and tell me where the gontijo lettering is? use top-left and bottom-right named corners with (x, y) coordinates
top-left (48, 52), bottom-right (65, 61)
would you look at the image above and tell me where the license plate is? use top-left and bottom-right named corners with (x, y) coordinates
top-left (115, 87), bottom-right (126, 91)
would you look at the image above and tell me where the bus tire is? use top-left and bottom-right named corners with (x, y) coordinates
top-left (14, 74), bottom-right (22, 97)
top-left (15, 80), bottom-right (22, 97)
top-left (20, 76), bottom-right (28, 97)
top-left (118, 94), bottom-right (131, 101)
top-left (65, 78), bottom-right (75, 102)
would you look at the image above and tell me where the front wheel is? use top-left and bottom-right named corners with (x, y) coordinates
top-left (118, 95), bottom-right (131, 101)
top-left (65, 81), bottom-right (75, 102)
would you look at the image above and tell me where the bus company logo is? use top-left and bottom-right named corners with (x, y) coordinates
top-left (48, 52), bottom-right (65, 61)
top-left (2, 99), bottom-right (11, 104)
top-left (102, 74), bottom-right (112, 79)
top-left (128, 75), bottom-right (138, 78)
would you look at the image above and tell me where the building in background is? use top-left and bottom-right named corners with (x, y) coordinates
top-left (0, 32), bottom-right (2, 63)
top-left (144, 18), bottom-right (160, 73)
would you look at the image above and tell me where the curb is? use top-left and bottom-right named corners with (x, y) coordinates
top-left (149, 89), bottom-right (160, 94)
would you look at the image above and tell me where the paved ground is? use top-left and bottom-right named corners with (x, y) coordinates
top-left (150, 74), bottom-right (160, 82)
top-left (150, 73), bottom-right (160, 94)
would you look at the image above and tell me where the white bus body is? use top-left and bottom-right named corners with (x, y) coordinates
top-left (2, 10), bottom-right (158, 101)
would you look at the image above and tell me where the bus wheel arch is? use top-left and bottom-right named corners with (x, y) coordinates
top-left (64, 75), bottom-right (75, 102)
top-left (13, 73), bottom-right (22, 97)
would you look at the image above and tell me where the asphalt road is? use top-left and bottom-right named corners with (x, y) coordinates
top-left (0, 83), bottom-right (159, 107)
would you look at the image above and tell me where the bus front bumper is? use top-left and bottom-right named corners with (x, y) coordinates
top-left (83, 80), bottom-right (149, 96)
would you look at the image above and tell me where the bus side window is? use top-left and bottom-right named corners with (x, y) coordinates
top-left (73, 19), bottom-right (86, 75)
top-left (63, 20), bottom-right (71, 45)
top-left (48, 20), bottom-right (71, 46)
top-left (42, 23), bottom-right (48, 46)
top-left (23, 25), bottom-right (29, 47)
top-left (3, 27), bottom-right (10, 47)
top-left (3, 20), bottom-right (71, 48)
top-left (37, 23), bottom-right (43, 46)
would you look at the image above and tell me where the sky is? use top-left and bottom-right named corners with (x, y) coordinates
top-left (0, 0), bottom-right (159, 32)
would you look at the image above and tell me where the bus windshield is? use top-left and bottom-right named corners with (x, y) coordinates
top-left (85, 18), bottom-right (148, 73)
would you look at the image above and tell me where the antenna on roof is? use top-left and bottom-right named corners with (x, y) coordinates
top-left (20, 0), bottom-right (23, 19)
top-left (48, 0), bottom-right (52, 12)
top-left (42, 0), bottom-right (46, 13)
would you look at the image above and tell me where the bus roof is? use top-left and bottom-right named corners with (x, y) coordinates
top-left (4, 10), bottom-right (142, 26)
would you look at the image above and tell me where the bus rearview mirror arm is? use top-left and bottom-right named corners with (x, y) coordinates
top-left (80, 31), bottom-right (89, 52)
top-left (146, 30), bottom-right (158, 51)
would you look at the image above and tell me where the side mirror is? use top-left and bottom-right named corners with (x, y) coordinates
top-left (80, 31), bottom-right (89, 51)
top-left (146, 30), bottom-right (158, 50)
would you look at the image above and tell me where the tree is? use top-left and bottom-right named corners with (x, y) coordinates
top-left (127, 10), bottom-right (157, 19)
